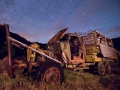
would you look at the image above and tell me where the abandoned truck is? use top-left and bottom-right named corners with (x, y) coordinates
top-left (0, 24), bottom-right (64, 83)
top-left (47, 28), bottom-right (120, 76)
top-left (0, 24), bottom-right (119, 84)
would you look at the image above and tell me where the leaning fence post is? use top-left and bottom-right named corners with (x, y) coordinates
top-left (5, 24), bottom-right (12, 65)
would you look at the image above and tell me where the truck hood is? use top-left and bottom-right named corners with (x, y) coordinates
top-left (48, 28), bottom-right (68, 44)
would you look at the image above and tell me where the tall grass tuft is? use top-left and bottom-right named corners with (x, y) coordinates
top-left (0, 69), bottom-right (120, 90)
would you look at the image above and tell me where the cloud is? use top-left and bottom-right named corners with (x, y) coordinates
top-left (66, 0), bottom-right (105, 28)
top-left (103, 25), bottom-right (120, 38)
top-left (1, 0), bottom-right (119, 43)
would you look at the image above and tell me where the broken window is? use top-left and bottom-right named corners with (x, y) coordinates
top-left (70, 36), bottom-right (81, 56)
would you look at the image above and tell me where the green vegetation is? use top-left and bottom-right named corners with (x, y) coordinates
top-left (0, 41), bottom-right (16, 59)
top-left (0, 69), bottom-right (120, 90)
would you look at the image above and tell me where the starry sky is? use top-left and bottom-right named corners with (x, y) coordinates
top-left (0, 0), bottom-right (120, 43)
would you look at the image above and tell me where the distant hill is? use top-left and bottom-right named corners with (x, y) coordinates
top-left (0, 25), bottom-right (31, 44)
top-left (112, 37), bottom-right (120, 51)
top-left (0, 25), bottom-right (31, 59)
top-left (0, 25), bottom-right (47, 59)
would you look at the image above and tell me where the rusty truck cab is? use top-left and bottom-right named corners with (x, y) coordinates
top-left (48, 29), bottom-right (85, 66)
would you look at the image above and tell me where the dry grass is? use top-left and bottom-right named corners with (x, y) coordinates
top-left (0, 68), bottom-right (120, 90)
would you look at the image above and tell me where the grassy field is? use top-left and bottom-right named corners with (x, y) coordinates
top-left (0, 68), bottom-right (120, 90)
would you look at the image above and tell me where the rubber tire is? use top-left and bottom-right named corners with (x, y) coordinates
top-left (105, 62), bottom-right (112, 74)
top-left (34, 61), bottom-right (64, 84)
top-left (97, 62), bottom-right (106, 76)
top-left (117, 54), bottom-right (120, 65)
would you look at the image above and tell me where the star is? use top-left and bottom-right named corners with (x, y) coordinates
top-left (0, 0), bottom-right (120, 43)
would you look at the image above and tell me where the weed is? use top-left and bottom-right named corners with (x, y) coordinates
top-left (0, 69), bottom-right (120, 90)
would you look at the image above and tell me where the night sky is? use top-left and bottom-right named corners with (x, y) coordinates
top-left (0, 0), bottom-right (120, 43)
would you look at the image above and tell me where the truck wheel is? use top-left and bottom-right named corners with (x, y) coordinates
top-left (117, 54), bottom-right (120, 65)
top-left (105, 62), bottom-right (112, 74)
top-left (97, 62), bottom-right (106, 76)
top-left (34, 61), bottom-right (64, 84)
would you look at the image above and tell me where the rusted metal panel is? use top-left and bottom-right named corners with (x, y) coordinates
top-left (60, 41), bottom-right (71, 64)
top-left (82, 33), bottom-right (96, 45)
top-left (48, 28), bottom-right (68, 44)
top-left (100, 44), bottom-right (117, 59)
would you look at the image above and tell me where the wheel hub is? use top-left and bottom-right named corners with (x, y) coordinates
top-left (43, 67), bottom-right (60, 83)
